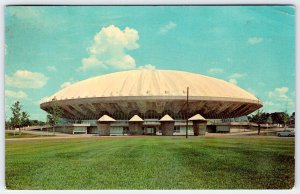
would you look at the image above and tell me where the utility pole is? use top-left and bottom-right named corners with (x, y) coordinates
top-left (186, 87), bottom-right (189, 139)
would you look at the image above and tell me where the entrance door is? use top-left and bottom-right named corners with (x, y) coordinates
top-left (144, 126), bottom-right (156, 135)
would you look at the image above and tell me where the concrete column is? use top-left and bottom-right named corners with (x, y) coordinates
top-left (97, 115), bottom-right (116, 136)
top-left (188, 114), bottom-right (207, 136)
top-left (192, 121), bottom-right (207, 136)
top-left (97, 122), bottom-right (111, 136)
top-left (128, 122), bottom-right (143, 135)
top-left (161, 121), bottom-right (174, 136)
top-left (128, 115), bottom-right (144, 135)
top-left (192, 121), bottom-right (200, 136)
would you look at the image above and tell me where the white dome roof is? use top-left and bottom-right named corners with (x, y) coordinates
top-left (45, 69), bottom-right (258, 102)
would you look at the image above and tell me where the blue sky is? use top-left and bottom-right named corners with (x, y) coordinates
top-left (5, 6), bottom-right (295, 121)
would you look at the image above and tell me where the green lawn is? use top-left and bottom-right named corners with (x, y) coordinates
top-left (5, 131), bottom-right (54, 138)
top-left (5, 136), bottom-right (294, 189)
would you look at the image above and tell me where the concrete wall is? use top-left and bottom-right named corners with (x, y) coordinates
top-left (192, 121), bottom-right (207, 136)
top-left (179, 126), bottom-right (193, 133)
top-left (128, 122), bottom-right (143, 135)
top-left (206, 125), bottom-right (216, 133)
top-left (161, 121), bottom-right (174, 136)
top-left (110, 126), bottom-right (123, 135)
top-left (73, 126), bottom-right (87, 134)
top-left (215, 125), bottom-right (250, 133)
top-left (144, 127), bottom-right (157, 135)
top-left (55, 126), bottom-right (74, 134)
top-left (50, 125), bottom-right (88, 134)
top-left (97, 123), bottom-right (111, 136)
top-left (87, 126), bottom-right (98, 134)
top-left (199, 123), bottom-right (207, 135)
top-left (53, 122), bottom-right (259, 135)
top-left (216, 125), bottom-right (230, 133)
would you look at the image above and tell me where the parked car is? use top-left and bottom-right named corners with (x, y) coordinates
top-left (277, 130), bottom-right (295, 137)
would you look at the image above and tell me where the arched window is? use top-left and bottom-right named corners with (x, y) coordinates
top-left (144, 110), bottom-right (159, 119)
top-left (128, 110), bottom-right (142, 119)
top-left (178, 111), bottom-right (187, 120)
top-left (98, 111), bottom-right (110, 119)
top-left (161, 110), bottom-right (175, 119)
top-left (112, 111), bottom-right (125, 120)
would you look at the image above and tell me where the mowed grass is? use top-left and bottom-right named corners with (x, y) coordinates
top-left (6, 136), bottom-right (294, 189)
top-left (5, 131), bottom-right (55, 139)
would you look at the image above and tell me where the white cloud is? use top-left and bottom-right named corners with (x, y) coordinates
top-left (268, 87), bottom-right (289, 100)
top-left (60, 81), bottom-right (72, 89)
top-left (159, 21), bottom-right (177, 34)
top-left (79, 25), bottom-right (139, 71)
top-left (138, 64), bottom-right (156, 70)
top-left (228, 73), bottom-right (247, 85)
top-left (264, 101), bottom-right (274, 106)
top-left (275, 87), bottom-right (289, 94)
top-left (229, 73), bottom-right (247, 79)
top-left (248, 37), bottom-right (263, 45)
top-left (81, 56), bottom-right (105, 70)
top-left (229, 79), bottom-right (237, 85)
top-left (208, 68), bottom-right (224, 74)
top-left (47, 66), bottom-right (57, 72)
top-left (5, 70), bottom-right (48, 89)
top-left (5, 90), bottom-right (28, 99)
top-left (265, 87), bottom-right (295, 113)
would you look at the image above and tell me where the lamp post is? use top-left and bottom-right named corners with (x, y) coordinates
top-left (186, 87), bottom-right (189, 139)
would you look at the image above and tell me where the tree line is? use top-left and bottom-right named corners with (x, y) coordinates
top-left (5, 101), bottom-right (31, 134)
top-left (5, 100), bottom-right (60, 135)
top-left (248, 110), bottom-right (295, 135)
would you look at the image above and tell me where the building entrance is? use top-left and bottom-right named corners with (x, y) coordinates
top-left (143, 126), bottom-right (157, 135)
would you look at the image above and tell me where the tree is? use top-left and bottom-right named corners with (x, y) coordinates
top-left (270, 112), bottom-right (290, 128)
top-left (20, 111), bottom-right (30, 130)
top-left (5, 120), bottom-right (12, 130)
top-left (282, 112), bottom-right (290, 129)
top-left (248, 109), bottom-right (270, 135)
top-left (29, 120), bottom-right (46, 126)
top-left (10, 101), bottom-right (22, 133)
top-left (289, 112), bottom-right (295, 126)
top-left (46, 97), bottom-right (62, 135)
top-left (270, 112), bottom-right (282, 124)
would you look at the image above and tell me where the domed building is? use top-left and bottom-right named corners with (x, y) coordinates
top-left (40, 69), bottom-right (262, 135)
